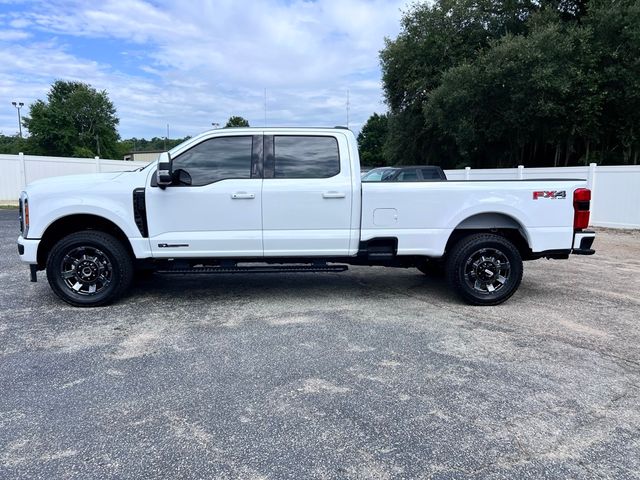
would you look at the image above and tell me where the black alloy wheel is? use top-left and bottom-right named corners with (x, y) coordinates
top-left (47, 231), bottom-right (133, 307)
top-left (446, 233), bottom-right (523, 306)
top-left (60, 246), bottom-right (113, 296)
top-left (463, 247), bottom-right (511, 295)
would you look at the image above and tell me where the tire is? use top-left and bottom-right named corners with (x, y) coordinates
top-left (416, 259), bottom-right (445, 277)
top-left (445, 233), bottom-right (523, 306)
top-left (46, 231), bottom-right (133, 307)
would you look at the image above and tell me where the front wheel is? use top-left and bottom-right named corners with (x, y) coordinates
top-left (445, 233), bottom-right (523, 306)
top-left (46, 231), bottom-right (133, 307)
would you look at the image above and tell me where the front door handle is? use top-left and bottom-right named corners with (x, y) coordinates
top-left (231, 192), bottom-right (255, 199)
top-left (322, 191), bottom-right (346, 199)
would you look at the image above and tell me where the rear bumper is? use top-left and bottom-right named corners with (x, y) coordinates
top-left (17, 235), bottom-right (40, 264)
top-left (572, 230), bottom-right (596, 255)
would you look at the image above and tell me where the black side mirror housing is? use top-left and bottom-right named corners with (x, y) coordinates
top-left (156, 152), bottom-right (173, 187)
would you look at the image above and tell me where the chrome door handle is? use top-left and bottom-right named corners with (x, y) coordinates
top-left (322, 191), bottom-right (346, 199)
top-left (231, 192), bottom-right (255, 199)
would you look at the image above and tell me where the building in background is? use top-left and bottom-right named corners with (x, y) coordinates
top-left (123, 150), bottom-right (164, 162)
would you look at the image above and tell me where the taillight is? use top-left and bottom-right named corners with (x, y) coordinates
top-left (573, 188), bottom-right (591, 230)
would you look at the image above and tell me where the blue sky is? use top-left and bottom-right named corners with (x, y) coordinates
top-left (0, 0), bottom-right (409, 141)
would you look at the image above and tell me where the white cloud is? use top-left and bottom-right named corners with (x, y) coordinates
top-left (0, 28), bottom-right (29, 40)
top-left (9, 18), bottom-right (31, 29)
top-left (0, 0), bottom-right (408, 142)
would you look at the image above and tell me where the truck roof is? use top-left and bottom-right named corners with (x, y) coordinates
top-left (204, 126), bottom-right (352, 133)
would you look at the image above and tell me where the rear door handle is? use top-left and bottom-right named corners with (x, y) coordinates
top-left (322, 191), bottom-right (346, 199)
top-left (231, 192), bottom-right (255, 199)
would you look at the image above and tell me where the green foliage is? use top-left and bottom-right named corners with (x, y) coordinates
top-left (381, 0), bottom-right (640, 167)
top-left (0, 132), bottom-right (192, 159)
top-left (225, 116), bottom-right (250, 128)
top-left (115, 136), bottom-right (191, 158)
top-left (23, 80), bottom-right (120, 158)
top-left (71, 146), bottom-right (96, 158)
top-left (1, 80), bottom-right (197, 159)
top-left (0, 134), bottom-right (32, 154)
top-left (357, 113), bottom-right (390, 166)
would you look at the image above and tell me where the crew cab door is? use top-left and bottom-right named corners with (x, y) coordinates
top-left (145, 134), bottom-right (263, 258)
top-left (261, 133), bottom-right (353, 256)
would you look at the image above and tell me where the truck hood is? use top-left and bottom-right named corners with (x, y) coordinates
top-left (22, 169), bottom-right (149, 205)
top-left (26, 172), bottom-right (126, 190)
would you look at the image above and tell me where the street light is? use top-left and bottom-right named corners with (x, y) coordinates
top-left (211, 122), bottom-right (220, 129)
top-left (11, 101), bottom-right (24, 138)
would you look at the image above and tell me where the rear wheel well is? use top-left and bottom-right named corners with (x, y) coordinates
top-left (445, 228), bottom-right (531, 259)
top-left (445, 213), bottom-right (532, 259)
top-left (37, 214), bottom-right (134, 267)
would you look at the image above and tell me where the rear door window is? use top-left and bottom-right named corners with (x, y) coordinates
top-left (273, 136), bottom-right (340, 179)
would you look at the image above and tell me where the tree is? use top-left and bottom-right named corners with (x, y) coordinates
top-left (0, 134), bottom-right (31, 154)
top-left (225, 116), bottom-right (250, 128)
top-left (380, 0), bottom-right (640, 167)
top-left (23, 80), bottom-right (120, 158)
top-left (115, 136), bottom-right (191, 158)
top-left (380, 0), bottom-right (540, 166)
top-left (357, 113), bottom-right (389, 166)
top-left (584, 0), bottom-right (640, 165)
top-left (425, 19), bottom-right (597, 167)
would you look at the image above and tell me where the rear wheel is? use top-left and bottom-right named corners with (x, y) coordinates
top-left (46, 231), bottom-right (133, 307)
top-left (445, 233), bottom-right (523, 306)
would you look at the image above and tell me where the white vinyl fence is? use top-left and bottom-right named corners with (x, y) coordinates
top-left (0, 153), bottom-right (149, 204)
top-left (0, 154), bottom-right (638, 228)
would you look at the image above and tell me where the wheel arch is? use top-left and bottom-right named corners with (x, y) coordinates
top-left (37, 214), bottom-right (135, 267)
top-left (445, 212), bottom-right (532, 258)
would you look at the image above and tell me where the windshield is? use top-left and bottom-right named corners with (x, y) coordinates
top-left (362, 168), bottom-right (397, 182)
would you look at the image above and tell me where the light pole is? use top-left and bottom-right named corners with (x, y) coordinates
top-left (211, 122), bottom-right (220, 129)
top-left (11, 101), bottom-right (24, 138)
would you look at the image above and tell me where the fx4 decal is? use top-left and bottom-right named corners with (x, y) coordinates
top-left (533, 190), bottom-right (566, 200)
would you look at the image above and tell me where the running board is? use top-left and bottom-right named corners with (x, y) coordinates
top-left (157, 264), bottom-right (349, 275)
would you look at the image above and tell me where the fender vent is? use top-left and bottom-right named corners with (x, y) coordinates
top-left (18, 197), bottom-right (23, 234)
top-left (133, 188), bottom-right (148, 237)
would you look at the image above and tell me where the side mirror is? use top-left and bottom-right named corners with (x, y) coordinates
top-left (156, 152), bottom-right (173, 187)
top-left (172, 168), bottom-right (192, 186)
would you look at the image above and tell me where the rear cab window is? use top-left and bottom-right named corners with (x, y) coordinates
top-left (421, 168), bottom-right (444, 180)
top-left (396, 170), bottom-right (419, 182)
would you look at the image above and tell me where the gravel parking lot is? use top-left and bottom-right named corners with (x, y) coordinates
top-left (0, 208), bottom-right (639, 479)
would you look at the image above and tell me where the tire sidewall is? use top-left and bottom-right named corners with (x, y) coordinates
top-left (448, 235), bottom-right (523, 306)
top-left (47, 232), bottom-right (131, 307)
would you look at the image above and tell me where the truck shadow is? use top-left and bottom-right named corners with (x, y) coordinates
top-left (128, 269), bottom-right (458, 305)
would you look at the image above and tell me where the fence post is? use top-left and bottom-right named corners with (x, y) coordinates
top-left (517, 165), bottom-right (524, 179)
top-left (588, 163), bottom-right (597, 222)
top-left (18, 152), bottom-right (27, 190)
top-left (587, 163), bottom-right (597, 190)
top-left (95, 156), bottom-right (101, 173)
top-left (464, 166), bottom-right (471, 180)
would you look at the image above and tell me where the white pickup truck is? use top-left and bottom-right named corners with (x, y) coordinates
top-left (17, 127), bottom-right (595, 307)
